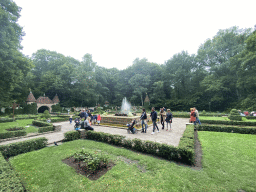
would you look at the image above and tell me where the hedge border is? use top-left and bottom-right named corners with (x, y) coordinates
top-left (197, 124), bottom-right (256, 134)
top-left (0, 130), bottom-right (27, 140)
top-left (64, 124), bottom-right (195, 165)
top-left (200, 119), bottom-right (256, 126)
top-left (0, 153), bottom-right (24, 191)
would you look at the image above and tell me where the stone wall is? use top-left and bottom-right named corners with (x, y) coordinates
top-left (101, 115), bottom-right (141, 125)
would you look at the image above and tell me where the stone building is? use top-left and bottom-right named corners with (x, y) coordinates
top-left (26, 91), bottom-right (60, 113)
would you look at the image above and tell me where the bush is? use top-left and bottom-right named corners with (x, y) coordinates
top-left (0, 130), bottom-right (27, 139)
top-left (0, 153), bottom-right (24, 191)
top-left (197, 124), bottom-right (256, 134)
top-left (200, 119), bottom-right (256, 126)
top-left (32, 120), bottom-right (52, 127)
top-left (0, 118), bottom-right (15, 123)
top-left (228, 109), bottom-right (242, 121)
top-left (38, 126), bottom-right (55, 133)
top-left (0, 137), bottom-right (48, 159)
top-left (64, 131), bottom-right (80, 141)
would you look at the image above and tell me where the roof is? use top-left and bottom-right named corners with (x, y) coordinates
top-left (52, 94), bottom-right (60, 103)
top-left (36, 96), bottom-right (53, 104)
top-left (26, 92), bottom-right (36, 102)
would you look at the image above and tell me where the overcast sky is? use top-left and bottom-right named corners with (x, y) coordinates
top-left (14, 0), bottom-right (255, 70)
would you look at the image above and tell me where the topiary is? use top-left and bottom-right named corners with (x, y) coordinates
top-left (228, 109), bottom-right (242, 121)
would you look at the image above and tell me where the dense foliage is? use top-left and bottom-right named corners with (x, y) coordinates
top-left (0, 1), bottom-right (255, 112)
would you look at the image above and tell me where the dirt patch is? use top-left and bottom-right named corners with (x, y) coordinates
top-left (193, 130), bottom-right (203, 170)
top-left (62, 157), bottom-right (115, 180)
top-left (117, 156), bottom-right (147, 173)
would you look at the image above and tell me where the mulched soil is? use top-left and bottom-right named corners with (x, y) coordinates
top-left (62, 157), bottom-right (115, 180)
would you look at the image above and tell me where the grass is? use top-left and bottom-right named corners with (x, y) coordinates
top-left (9, 132), bottom-right (256, 192)
top-left (0, 119), bottom-right (38, 134)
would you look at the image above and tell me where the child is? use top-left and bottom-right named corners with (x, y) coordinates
top-left (127, 119), bottom-right (136, 134)
top-left (97, 114), bottom-right (101, 125)
top-left (69, 115), bottom-right (72, 124)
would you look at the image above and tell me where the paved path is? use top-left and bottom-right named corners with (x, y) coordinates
top-left (0, 118), bottom-right (189, 147)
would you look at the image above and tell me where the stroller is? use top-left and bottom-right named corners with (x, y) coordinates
top-left (74, 118), bottom-right (81, 131)
top-left (127, 119), bottom-right (137, 134)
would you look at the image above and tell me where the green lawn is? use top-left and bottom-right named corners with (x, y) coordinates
top-left (0, 119), bottom-right (38, 134)
top-left (9, 132), bottom-right (256, 192)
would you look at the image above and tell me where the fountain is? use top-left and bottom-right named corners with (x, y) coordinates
top-left (101, 97), bottom-right (140, 125)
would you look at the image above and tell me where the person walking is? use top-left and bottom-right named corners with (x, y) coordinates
top-left (194, 107), bottom-right (201, 125)
top-left (69, 115), bottom-right (72, 124)
top-left (165, 109), bottom-right (173, 131)
top-left (97, 114), bottom-right (101, 125)
top-left (140, 108), bottom-right (148, 133)
top-left (160, 108), bottom-right (166, 130)
top-left (150, 107), bottom-right (159, 134)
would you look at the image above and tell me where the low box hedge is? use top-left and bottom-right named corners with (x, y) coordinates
top-left (197, 124), bottom-right (256, 134)
top-left (0, 137), bottom-right (48, 159)
top-left (0, 118), bottom-right (15, 123)
top-left (200, 119), bottom-right (256, 126)
top-left (32, 120), bottom-right (52, 127)
top-left (0, 153), bottom-right (24, 191)
top-left (38, 126), bottom-right (55, 133)
top-left (245, 116), bottom-right (256, 120)
top-left (64, 130), bottom-right (80, 141)
top-left (83, 127), bottom-right (195, 165)
top-left (0, 130), bottom-right (27, 139)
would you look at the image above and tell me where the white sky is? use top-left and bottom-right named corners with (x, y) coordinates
top-left (14, 0), bottom-right (256, 70)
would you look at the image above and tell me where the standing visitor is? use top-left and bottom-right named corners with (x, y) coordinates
top-left (140, 108), bottom-right (147, 133)
top-left (194, 107), bottom-right (201, 125)
top-left (97, 114), bottom-right (101, 125)
top-left (160, 108), bottom-right (166, 130)
top-left (69, 115), bottom-right (72, 124)
top-left (190, 108), bottom-right (196, 125)
top-left (150, 107), bottom-right (159, 134)
top-left (165, 109), bottom-right (173, 131)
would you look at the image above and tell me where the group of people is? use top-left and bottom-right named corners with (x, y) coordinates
top-left (71, 109), bottom-right (102, 131)
top-left (190, 107), bottom-right (201, 126)
top-left (127, 107), bottom-right (173, 135)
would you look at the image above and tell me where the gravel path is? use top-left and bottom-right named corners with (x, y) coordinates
top-left (0, 118), bottom-right (189, 147)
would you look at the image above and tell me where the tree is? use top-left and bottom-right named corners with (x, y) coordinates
top-left (0, 1), bottom-right (33, 107)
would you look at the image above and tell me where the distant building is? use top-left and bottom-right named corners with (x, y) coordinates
top-left (26, 91), bottom-right (60, 113)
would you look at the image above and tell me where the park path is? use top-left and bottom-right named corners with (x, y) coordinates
top-left (0, 118), bottom-right (189, 147)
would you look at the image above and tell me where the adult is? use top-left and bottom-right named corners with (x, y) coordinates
top-left (190, 108), bottom-right (196, 125)
top-left (87, 110), bottom-right (92, 122)
top-left (160, 108), bottom-right (166, 129)
top-left (150, 107), bottom-right (159, 134)
top-left (127, 119), bottom-right (136, 134)
top-left (79, 109), bottom-right (87, 120)
top-left (194, 107), bottom-right (201, 125)
top-left (140, 108), bottom-right (148, 133)
top-left (165, 109), bottom-right (173, 131)
top-left (69, 115), bottom-right (72, 124)
top-left (84, 117), bottom-right (94, 131)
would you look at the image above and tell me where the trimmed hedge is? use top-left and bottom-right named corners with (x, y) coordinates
top-left (38, 126), bottom-right (55, 133)
top-left (245, 116), bottom-right (256, 120)
top-left (0, 130), bottom-right (27, 139)
top-left (0, 137), bottom-right (48, 159)
top-left (64, 131), bottom-right (80, 141)
top-left (0, 153), bottom-right (24, 191)
top-left (200, 119), bottom-right (256, 126)
top-left (82, 127), bottom-right (195, 165)
top-left (32, 120), bottom-right (52, 127)
top-left (0, 118), bottom-right (15, 123)
top-left (197, 124), bottom-right (256, 134)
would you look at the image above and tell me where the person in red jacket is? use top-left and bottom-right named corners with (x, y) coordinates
top-left (97, 114), bottom-right (101, 125)
top-left (190, 108), bottom-right (196, 125)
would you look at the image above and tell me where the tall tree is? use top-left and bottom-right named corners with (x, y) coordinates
top-left (0, 0), bottom-right (32, 107)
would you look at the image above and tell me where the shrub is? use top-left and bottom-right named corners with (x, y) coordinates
top-left (0, 137), bottom-right (48, 159)
top-left (32, 120), bottom-right (52, 127)
top-left (0, 130), bottom-right (27, 139)
top-left (64, 131), bottom-right (80, 141)
top-left (0, 153), bottom-right (24, 191)
top-left (197, 124), bottom-right (256, 134)
top-left (200, 119), bottom-right (256, 126)
top-left (228, 109), bottom-right (242, 121)
top-left (73, 149), bottom-right (109, 172)
top-left (0, 118), bottom-right (15, 123)
top-left (38, 126), bottom-right (55, 133)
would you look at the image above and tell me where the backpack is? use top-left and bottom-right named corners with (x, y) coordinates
top-left (144, 113), bottom-right (147, 119)
top-left (193, 112), bottom-right (196, 117)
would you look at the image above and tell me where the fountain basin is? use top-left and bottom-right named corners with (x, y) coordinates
top-left (101, 115), bottom-right (141, 125)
